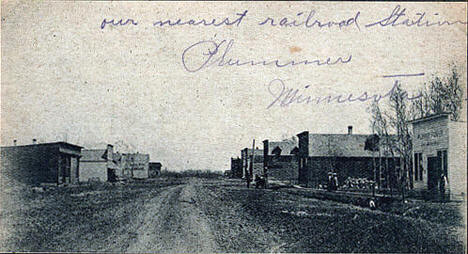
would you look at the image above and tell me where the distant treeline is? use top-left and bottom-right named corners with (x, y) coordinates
top-left (160, 169), bottom-right (223, 179)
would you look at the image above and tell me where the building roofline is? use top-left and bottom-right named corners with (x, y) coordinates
top-left (297, 131), bottom-right (385, 137)
top-left (297, 131), bottom-right (309, 137)
top-left (308, 133), bottom-right (374, 136)
top-left (409, 113), bottom-right (450, 124)
top-left (1, 141), bottom-right (83, 149)
top-left (80, 159), bottom-right (107, 162)
top-left (299, 132), bottom-right (390, 137)
top-left (269, 140), bottom-right (297, 144)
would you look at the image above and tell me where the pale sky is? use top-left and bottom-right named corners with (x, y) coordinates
top-left (1, 1), bottom-right (467, 171)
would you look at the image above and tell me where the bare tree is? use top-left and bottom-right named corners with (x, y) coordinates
top-left (386, 82), bottom-right (413, 199)
top-left (369, 101), bottom-right (397, 192)
top-left (368, 66), bottom-right (464, 199)
top-left (411, 66), bottom-right (464, 121)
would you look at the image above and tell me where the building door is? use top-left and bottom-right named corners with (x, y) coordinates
top-left (427, 156), bottom-right (441, 191)
top-left (107, 168), bottom-right (117, 182)
top-left (70, 157), bottom-right (78, 184)
top-left (64, 155), bottom-right (71, 183)
top-left (58, 154), bottom-right (71, 184)
top-left (298, 157), bottom-right (307, 184)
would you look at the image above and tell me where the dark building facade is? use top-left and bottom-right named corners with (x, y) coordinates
top-left (1, 142), bottom-right (82, 185)
top-left (230, 157), bottom-right (243, 178)
top-left (149, 162), bottom-right (162, 178)
top-left (263, 138), bottom-right (299, 183)
top-left (241, 148), bottom-right (263, 179)
top-left (297, 127), bottom-right (398, 188)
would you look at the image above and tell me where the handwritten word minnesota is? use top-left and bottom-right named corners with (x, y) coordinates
top-left (100, 5), bottom-right (466, 30)
top-left (266, 79), bottom-right (422, 109)
top-left (181, 39), bottom-right (352, 72)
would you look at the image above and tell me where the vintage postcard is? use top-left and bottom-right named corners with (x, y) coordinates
top-left (1, 1), bottom-right (467, 253)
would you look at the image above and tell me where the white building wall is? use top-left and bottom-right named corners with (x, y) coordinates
top-left (412, 115), bottom-right (466, 200)
top-left (120, 153), bottom-right (150, 179)
top-left (80, 162), bottom-right (107, 182)
top-left (448, 121), bottom-right (467, 200)
top-left (412, 116), bottom-right (449, 190)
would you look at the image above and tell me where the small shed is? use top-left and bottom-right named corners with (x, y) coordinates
top-left (149, 162), bottom-right (162, 178)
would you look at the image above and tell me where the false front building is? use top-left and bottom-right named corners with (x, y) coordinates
top-left (411, 113), bottom-right (466, 200)
top-left (263, 138), bottom-right (299, 183)
top-left (80, 144), bottom-right (120, 182)
top-left (241, 148), bottom-right (263, 179)
top-left (230, 157), bottom-right (243, 178)
top-left (119, 152), bottom-right (150, 179)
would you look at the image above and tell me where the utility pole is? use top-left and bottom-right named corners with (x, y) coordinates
top-left (250, 139), bottom-right (255, 184)
top-left (244, 149), bottom-right (250, 188)
top-left (378, 145), bottom-right (382, 189)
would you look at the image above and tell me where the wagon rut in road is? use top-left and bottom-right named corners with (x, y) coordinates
top-left (125, 181), bottom-right (218, 253)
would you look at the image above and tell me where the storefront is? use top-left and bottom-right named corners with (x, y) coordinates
top-left (411, 113), bottom-right (467, 200)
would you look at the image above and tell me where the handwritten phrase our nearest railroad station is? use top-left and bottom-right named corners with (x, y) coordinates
top-left (100, 5), bottom-right (467, 30)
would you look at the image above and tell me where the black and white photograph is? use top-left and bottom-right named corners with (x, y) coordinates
top-left (1, 1), bottom-right (467, 253)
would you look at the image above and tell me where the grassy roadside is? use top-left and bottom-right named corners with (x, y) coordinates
top-left (194, 179), bottom-right (283, 253)
top-left (1, 177), bottom-right (464, 253)
top-left (0, 177), bottom-right (186, 252)
top-left (203, 179), bottom-right (465, 253)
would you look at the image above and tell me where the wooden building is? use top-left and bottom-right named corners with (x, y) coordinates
top-left (241, 148), bottom-right (263, 179)
top-left (1, 141), bottom-right (82, 185)
top-left (230, 157), bottom-right (243, 178)
top-left (297, 127), bottom-right (398, 188)
top-left (149, 162), bottom-right (162, 178)
top-left (263, 138), bottom-right (299, 183)
top-left (411, 113), bottom-right (466, 200)
top-left (119, 152), bottom-right (150, 179)
top-left (80, 144), bottom-right (120, 182)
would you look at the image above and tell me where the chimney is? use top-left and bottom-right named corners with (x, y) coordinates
top-left (13, 139), bottom-right (17, 146)
top-left (348, 126), bottom-right (353, 135)
top-left (32, 138), bottom-right (37, 144)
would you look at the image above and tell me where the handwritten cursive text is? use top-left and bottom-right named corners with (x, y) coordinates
top-left (100, 18), bottom-right (138, 29)
top-left (259, 10), bottom-right (361, 31)
top-left (266, 78), bottom-right (422, 109)
top-left (153, 10), bottom-right (248, 27)
top-left (366, 5), bottom-right (467, 28)
top-left (181, 39), bottom-right (352, 72)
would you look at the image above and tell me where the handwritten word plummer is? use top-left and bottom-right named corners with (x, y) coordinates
top-left (181, 39), bottom-right (352, 73)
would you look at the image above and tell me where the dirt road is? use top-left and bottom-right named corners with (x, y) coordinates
top-left (1, 177), bottom-right (465, 253)
top-left (122, 181), bottom-right (217, 253)
top-left (108, 178), bottom-right (281, 253)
